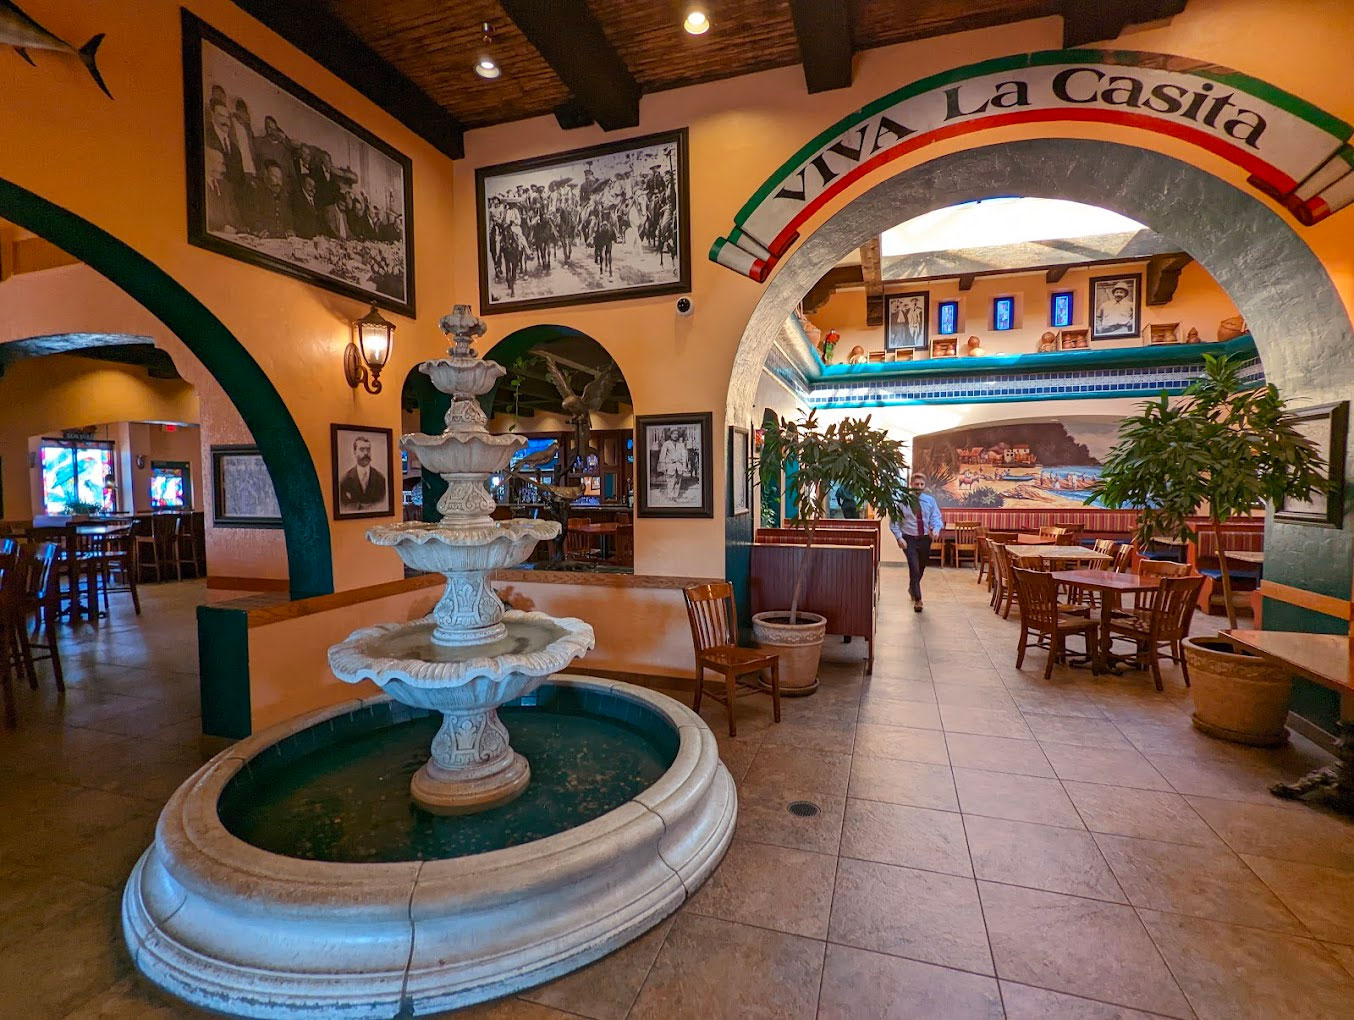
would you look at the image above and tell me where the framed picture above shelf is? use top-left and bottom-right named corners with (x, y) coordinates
top-left (635, 413), bottom-right (713, 518)
top-left (210, 446), bottom-right (282, 529)
top-left (1276, 401), bottom-right (1348, 527)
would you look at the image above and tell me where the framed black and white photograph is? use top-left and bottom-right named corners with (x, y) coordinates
top-left (182, 11), bottom-right (415, 315)
top-left (729, 426), bottom-right (750, 516)
top-left (635, 413), bottom-right (713, 518)
top-left (1090, 273), bottom-right (1142, 340)
top-left (1276, 401), bottom-right (1348, 527)
top-left (475, 129), bottom-right (691, 315)
top-left (884, 292), bottom-right (929, 351)
top-left (211, 445), bottom-right (283, 528)
top-left (331, 424), bottom-right (395, 521)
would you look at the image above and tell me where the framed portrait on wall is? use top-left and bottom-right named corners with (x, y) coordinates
top-left (884, 292), bottom-right (929, 351)
top-left (211, 445), bottom-right (283, 528)
top-left (728, 426), bottom-right (750, 516)
top-left (1276, 401), bottom-right (1348, 527)
top-left (635, 412), bottom-right (713, 518)
top-left (475, 129), bottom-right (691, 315)
top-left (1089, 273), bottom-right (1142, 340)
top-left (330, 424), bottom-right (395, 520)
top-left (182, 11), bottom-right (416, 316)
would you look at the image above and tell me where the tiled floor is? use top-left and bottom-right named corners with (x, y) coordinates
top-left (4, 570), bottom-right (1354, 1018)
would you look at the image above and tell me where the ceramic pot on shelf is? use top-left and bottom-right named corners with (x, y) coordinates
top-left (1184, 635), bottom-right (1292, 747)
top-left (751, 610), bottom-right (827, 696)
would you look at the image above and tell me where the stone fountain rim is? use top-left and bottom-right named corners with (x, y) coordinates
top-left (123, 677), bottom-right (736, 1016)
top-left (402, 431), bottom-right (526, 448)
top-left (365, 519), bottom-right (559, 547)
top-left (327, 610), bottom-right (595, 689)
top-left (419, 355), bottom-right (506, 375)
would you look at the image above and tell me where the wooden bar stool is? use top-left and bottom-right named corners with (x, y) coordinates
top-left (683, 582), bottom-right (781, 737)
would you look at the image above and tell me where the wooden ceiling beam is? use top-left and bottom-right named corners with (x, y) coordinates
top-left (500, 0), bottom-right (641, 130)
top-left (802, 264), bottom-right (863, 314)
top-left (1060, 0), bottom-right (1188, 48)
top-left (231, 0), bottom-right (465, 159)
top-left (1046, 265), bottom-right (1070, 284)
top-left (1145, 253), bottom-right (1194, 306)
top-left (788, 0), bottom-right (854, 94)
top-left (861, 237), bottom-right (884, 326)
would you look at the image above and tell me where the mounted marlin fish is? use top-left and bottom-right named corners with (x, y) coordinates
top-left (0, 0), bottom-right (111, 98)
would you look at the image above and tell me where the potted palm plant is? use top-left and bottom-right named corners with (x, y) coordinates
top-left (753, 412), bottom-right (914, 694)
top-left (1091, 353), bottom-right (1326, 745)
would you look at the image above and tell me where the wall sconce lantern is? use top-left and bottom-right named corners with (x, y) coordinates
top-left (345, 302), bottom-right (395, 395)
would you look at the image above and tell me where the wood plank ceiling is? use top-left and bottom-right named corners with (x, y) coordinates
top-left (304, 0), bottom-right (1185, 143)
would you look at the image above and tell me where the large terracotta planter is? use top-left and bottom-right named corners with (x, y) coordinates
top-left (1185, 635), bottom-right (1292, 747)
top-left (752, 611), bottom-right (827, 696)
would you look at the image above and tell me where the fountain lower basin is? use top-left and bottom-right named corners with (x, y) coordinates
top-left (123, 677), bottom-right (736, 1019)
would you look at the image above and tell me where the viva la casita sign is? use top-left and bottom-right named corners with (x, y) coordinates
top-left (710, 50), bottom-right (1354, 281)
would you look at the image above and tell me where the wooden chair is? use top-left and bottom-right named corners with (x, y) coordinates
top-left (564, 526), bottom-right (596, 560)
top-left (683, 582), bottom-right (781, 737)
top-left (1011, 566), bottom-right (1103, 679)
top-left (18, 542), bottom-right (63, 693)
top-left (975, 535), bottom-right (991, 587)
top-left (613, 525), bottom-right (634, 566)
top-left (1102, 574), bottom-right (1205, 690)
top-left (986, 530), bottom-right (1018, 545)
top-left (0, 544), bottom-right (31, 726)
top-left (95, 524), bottom-right (141, 616)
top-left (947, 521), bottom-right (980, 568)
top-left (172, 514), bottom-right (200, 580)
top-left (990, 542), bottom-right (1018, 618)
top-left (1111, 542), bottom-right (1136, 573)
top-left (1093, 538), bottom-right (1118, 556)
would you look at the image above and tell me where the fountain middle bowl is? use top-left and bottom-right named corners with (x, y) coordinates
top-left (366, 519), bottom-right (559, 574)
top-left (122, 677), bottom-right (736, 1019)
top-left (402, 430), bottom-right (525, 475)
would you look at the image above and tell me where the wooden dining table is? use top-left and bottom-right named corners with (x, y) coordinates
top-left (571, 521), bottom-right (619, 560)
top-left (1012, 545), bottom-right (1111, 564)
top-left (1052, 569), bottom-right (1162, 671)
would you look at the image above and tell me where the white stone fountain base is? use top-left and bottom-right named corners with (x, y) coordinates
top-left (122, 678), bottom-right (736, 1019)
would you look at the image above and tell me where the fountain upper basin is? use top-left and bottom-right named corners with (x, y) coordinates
top-left (366, 520), bottom-right (558, 574)
top-left (402, 430), bottom-right (525, 475)
top-left (420, 356), bottom-right (505, 398)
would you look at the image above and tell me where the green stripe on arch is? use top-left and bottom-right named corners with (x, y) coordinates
top-left (0, 176), bottom-right (334, 598)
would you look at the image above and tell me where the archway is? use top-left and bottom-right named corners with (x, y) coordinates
top-left (0, 177), bottom-right (332, 597)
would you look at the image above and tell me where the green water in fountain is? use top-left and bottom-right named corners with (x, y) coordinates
top-left (218, 686), bottom-right (677, 863)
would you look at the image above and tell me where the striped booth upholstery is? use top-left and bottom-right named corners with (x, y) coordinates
top-left (939, 508), bottom-right (1140, 540)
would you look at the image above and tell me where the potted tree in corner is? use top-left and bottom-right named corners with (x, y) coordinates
top-left (1091, 353), bottom-right (1326, 745)
top-left (753, 412), bottom-right (914, 694)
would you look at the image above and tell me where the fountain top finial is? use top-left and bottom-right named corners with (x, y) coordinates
top-left (440, 305), bottom-right (487, 359)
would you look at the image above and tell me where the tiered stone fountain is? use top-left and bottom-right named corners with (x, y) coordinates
top-left (328, 305), bottom-right (594, 814)
top-left (121, 306), bottom-right (735, 1018)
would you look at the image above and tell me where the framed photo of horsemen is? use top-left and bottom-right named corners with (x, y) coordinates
top-left (475, 129), bottom-right (691, 315)
top-left (634, 412), bottom-right (713, 519)
top-left (182, 12), bottom-right (416, 316)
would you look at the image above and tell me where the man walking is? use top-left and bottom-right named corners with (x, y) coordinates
top-left (890, 472), bottom-right (944, 612)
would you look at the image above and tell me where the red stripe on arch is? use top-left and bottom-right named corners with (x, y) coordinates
top-left (761, 109), bottom-right (1295, 257)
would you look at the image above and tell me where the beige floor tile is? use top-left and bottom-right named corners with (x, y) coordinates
top-left (828, 857), bottom-right (993, 974)
top-left (629, 912), bottom-right (824, 1020)
top-left (860, 678), bottom-right (937, 703)
top-left (759, 713), bottom-right (858, 753)
top-left (1064, 783), bottom-right (1221, 847)
top-left (841, 798), bottom-right (972, 876)
top-left (945, 733), bottom-right (1055, 778)
top-left (818, 943), bottom-right (1003, 1019)
top-left (858, 697), bottom-right (942, 730)
top-left (1324, 941), bottom-right (1354, 978)
top-left (1243, 854), bottom-right (1354, 944)
top-left (62, 975), bottom-right (222, 1019)
top-left (1096, 834), bottom-right (1302, 933)
top-left (953, 767), bottom-right (1084, 828)
top-left (966, 815), bottom-right (1125, 902)
top-left (853, 722), bottom-right (950, 764)
top-left (716, 740), bottom-right (759, 785)
top-left (1025, 714), bottom-right (1134, 750)
top-left (1146, 752), bottom-right (1300, 805)
top-left (0, 893), bottom-right (131, 1017)
top-left (519, 917), bottom-right (673, 1020)
top-left (1139, 909), bottom-right (1354, 1020)
top-left (1184, 797), bottom-right (1354, 870)
top-left (999, 982), bottom-right (1177, 1019)
top-left (1009, 689), bottom-right (1107, 719)
top-left (847, 755), bottom-right (958, 811)
top-left (686, 839), bottom-right (836, 939)
top-left (940, 705), bottom-right (1034, 740)
top-left (931, 683), bottom-right (1018, 710)
top-left (734, 784), bottom-right (846, 854)
top-left (742, 746), bottom-right (852, 797)
top-left (978, 883), bottom-right (1191, 1018)
top-left (929, 667), bottom-right (1010, 689)
top-left (1041, 744), bottom-right (1173, 791)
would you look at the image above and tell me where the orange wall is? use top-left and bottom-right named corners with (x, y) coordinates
top-left (808, 260), bottom-right (1238, 360)
top-left (8, 0), bottom-right (1354, 592)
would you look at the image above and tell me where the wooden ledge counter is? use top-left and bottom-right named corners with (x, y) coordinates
top-left (201, 569), bottom-right (717, 737)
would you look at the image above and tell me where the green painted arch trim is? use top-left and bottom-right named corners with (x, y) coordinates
top-left (0, 177), bottom-right (333, 598)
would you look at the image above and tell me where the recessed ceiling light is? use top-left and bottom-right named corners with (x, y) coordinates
top-left (683, 8), bottom-right (710, 35)
top-left (474, 57), bottom-right (501, 79)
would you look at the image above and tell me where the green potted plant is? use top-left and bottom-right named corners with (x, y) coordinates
top-left (754, 411), bottom-right (914, 694)
top-left (1090, 353), bottom-right (1326, 745)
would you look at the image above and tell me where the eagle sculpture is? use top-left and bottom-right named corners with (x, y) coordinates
top-left (537, 351), bottom-right (623, 477)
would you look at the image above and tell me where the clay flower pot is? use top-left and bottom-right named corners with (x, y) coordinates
top-left (751, 611), bottom-right (827, 696)
top-left (1185, 635), bottom-right (1292, 747)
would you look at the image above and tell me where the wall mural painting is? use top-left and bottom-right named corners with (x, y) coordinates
top-left (913, 418), bottom-right (1129, 509)
top-left (182, 12), bottom-right (415, 315)
top-left (476, 129), bottom-right (691, 315)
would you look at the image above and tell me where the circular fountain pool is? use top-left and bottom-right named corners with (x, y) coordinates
top-left (220, 684), bottom-right (678, 863)
top-left (123, 677), bottom-right (735, 1020)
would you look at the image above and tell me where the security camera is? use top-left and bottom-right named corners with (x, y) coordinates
top-left (675, 296), bottom-right (694, 317)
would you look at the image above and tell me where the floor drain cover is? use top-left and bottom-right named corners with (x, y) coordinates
top-left (787, 801), bottom-right (820, 818)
